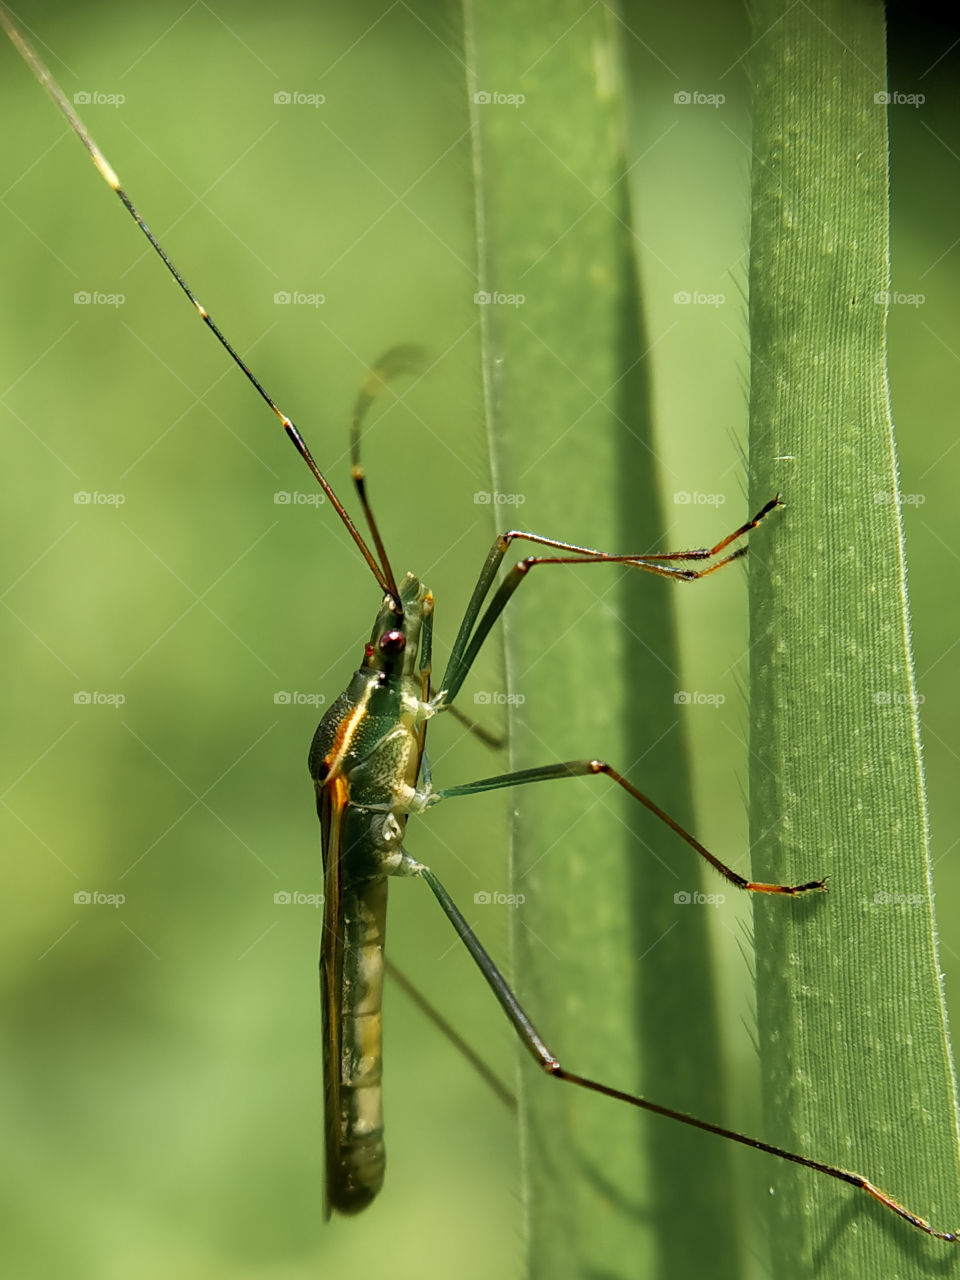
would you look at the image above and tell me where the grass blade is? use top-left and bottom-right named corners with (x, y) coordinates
top-left (747, 1), bottom-right (960, 1272)
top-left (467, 1), bottom-right (743, 1273)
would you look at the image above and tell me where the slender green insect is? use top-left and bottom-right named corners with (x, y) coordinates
top-left (4, 7), bottom-right (955, 1240)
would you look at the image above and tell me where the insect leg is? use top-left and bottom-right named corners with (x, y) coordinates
top-left (421, 576), bottom-right (503, 746)
top-left (444, 705), bottom-right (506, 749)
top-left (438, 497), bottom-right (782, 704)
top-left (399, 854), bottom-right (957, 1243)
top-left (384, 959), bottom-right (514, 1110)
top-left (425, 761), bottom-right (823, 896)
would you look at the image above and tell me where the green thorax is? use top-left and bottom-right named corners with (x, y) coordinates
top-left (308, 573), bottom-right (432, 802)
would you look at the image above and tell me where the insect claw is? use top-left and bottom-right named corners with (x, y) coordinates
top-left (794, 878), bottom-right (827, 893)
top-left (744, 877), bottom-right (826, 895)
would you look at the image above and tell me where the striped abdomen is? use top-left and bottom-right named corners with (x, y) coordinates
top-left (322, 874), bottom-right (388, 1214)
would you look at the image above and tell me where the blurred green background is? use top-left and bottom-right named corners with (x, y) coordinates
top-left (0, 2), bottom-right (957, 1277)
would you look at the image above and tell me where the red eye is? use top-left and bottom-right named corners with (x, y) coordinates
top-left (364, 643), bottom-right (375, 658)
top-left (380, 630), bottom-right (405, 653)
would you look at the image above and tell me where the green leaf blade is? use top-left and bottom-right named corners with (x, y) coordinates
top-left (747, 1), bottom-right (960, 1273)
top-left (468, 2), bottom-right (744, 1275)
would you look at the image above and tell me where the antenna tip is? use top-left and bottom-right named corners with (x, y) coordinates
top-left (92, 150), bottom-right (120, 190)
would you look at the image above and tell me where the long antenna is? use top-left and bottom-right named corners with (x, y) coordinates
top-left (1, 8), bottom-right (400, 607)
top-left (349, 346), bottom-right (425, 603)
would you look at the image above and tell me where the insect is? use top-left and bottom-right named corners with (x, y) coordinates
top-left (3, 8), bottom-right (955, 1243)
